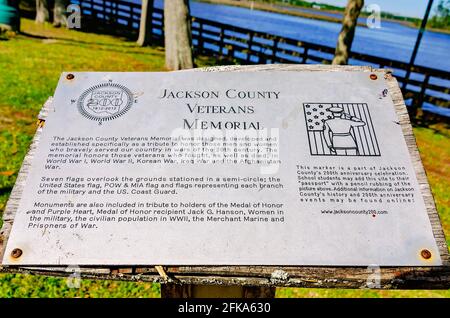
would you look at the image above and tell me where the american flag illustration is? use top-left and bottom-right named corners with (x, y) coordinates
top-left (303, 103), bottom-right (381, 156)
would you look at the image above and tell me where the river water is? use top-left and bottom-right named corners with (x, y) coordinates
top-left (121, 0), bottom-right (449, 115)
top-left (149, 0), bottom-right (450, 72)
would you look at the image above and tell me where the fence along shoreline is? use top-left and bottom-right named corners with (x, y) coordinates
top-left (69, 0), bottom-right (449, 119)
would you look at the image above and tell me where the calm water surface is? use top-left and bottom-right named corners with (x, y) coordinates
top-left (121, 0), bottom-right (449, 114)
top-left (148, 0), bottom-right (450, 72)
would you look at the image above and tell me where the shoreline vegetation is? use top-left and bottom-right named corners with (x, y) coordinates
top-left (196, 0), bottom-right (450, 35)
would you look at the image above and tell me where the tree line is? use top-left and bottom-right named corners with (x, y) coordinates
top-left (427, 0), bottom-right (449, 29)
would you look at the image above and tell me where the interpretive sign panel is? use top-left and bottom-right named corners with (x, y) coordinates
top-left (2, 71), bottom-right (442, 266)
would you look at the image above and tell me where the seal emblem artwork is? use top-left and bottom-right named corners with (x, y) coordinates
top-left (77, 83), bottom-right (134, 123)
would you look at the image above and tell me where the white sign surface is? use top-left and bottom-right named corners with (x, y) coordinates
top-left (3, 71), bottom-right (442, 265)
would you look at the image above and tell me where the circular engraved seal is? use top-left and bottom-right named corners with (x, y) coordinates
top-left (77, 83), bottom-right (134, 123)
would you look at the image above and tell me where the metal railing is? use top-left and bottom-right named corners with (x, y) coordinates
top-left (70, 0), bottom-right (450, 118)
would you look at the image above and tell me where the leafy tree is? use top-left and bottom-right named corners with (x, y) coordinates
top-left (429, 0), bottom-right (450, 29)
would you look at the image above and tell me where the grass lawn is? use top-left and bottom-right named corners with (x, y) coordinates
top-left (0, 18), bottom-right (449, 298)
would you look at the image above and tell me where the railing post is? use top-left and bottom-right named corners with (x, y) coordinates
top-left (247, 31), bottom-right (254, 64)
top-left (104, 0), bottom-right (108, 21)
top-left (149, 3), bottom-right (154, 42)
top-left (228, 46), bottom-right (234, 60)
top-left (100, 0), bottom-right (104, 21)
top-left (403, 67), bottom-right (412, 92)
top-left (271, 38), bottom-right (278, 63)
top-left (412, 73), bottom-right (430, 119)
top-left (84, 0), bottom-right (93, 27)
top-left (302, 46), bottom-right (309, 64)
top-left (159, 8), bottom-right (164, 41)
top-left (113, 0), bottom-right (118, 26)
top-left (89, 0), bottom-right (95, 20)
top-left (129, 6), bottom-right (133, 27)
top-left (198, 20), bottom-right (204, 55)
top-left (218, 26), bottom-right (225, 61)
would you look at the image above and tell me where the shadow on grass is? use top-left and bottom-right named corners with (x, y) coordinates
top-left (19, 31), bottom-right (48, 40)
top-left (20, 30), bottom-right (133, 47)
top-left (18, 29), bottom-right (165, 57)
top-left (18, 29), bottom-right (163, 54)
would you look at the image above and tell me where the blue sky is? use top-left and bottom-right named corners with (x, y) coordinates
top-left (311, 0), bottom-right (439, 18)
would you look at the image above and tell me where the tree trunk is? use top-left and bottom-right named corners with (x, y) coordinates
top-left (332, 0), bottom-right (364, 65)
top-left (54, 0), bottom-right (69, 27)
top-left (164, 0), bottom-right (194, 70)
top-left (137, 0), bottom-right (154, 46)
top-left (35, 0), bottom-right (50, 24)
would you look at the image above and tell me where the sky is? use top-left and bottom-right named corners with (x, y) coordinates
top-left (310, 0), bottom-right (440, 18)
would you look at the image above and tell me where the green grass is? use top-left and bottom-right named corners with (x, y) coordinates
top-left (0, 19), bottom-right (449, 298)
top-left (0, 273), bottom-right (160, 298)
top-left (414, 126), bottom-right (450, 248)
